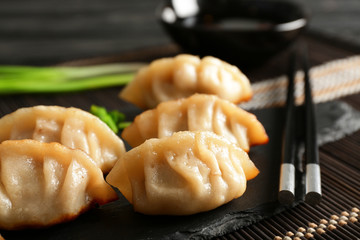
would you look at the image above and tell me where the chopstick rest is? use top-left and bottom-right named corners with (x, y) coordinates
top-left (278, 49), bottom-right (322, 206)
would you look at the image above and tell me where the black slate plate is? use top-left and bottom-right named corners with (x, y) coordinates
top-left (1, 89), bottom-right (357, 239)
top-left (0, 91), bottom-right (293, 240)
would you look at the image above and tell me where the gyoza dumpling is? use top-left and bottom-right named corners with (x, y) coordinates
top-left (122, 94), bottom-right (268, 152)
top-left (119, 54), bottom-right (252, 109)
top-left (0, 140), bottom-right (117, 230)
top-left (0, 106), bottom-right (126, 173)
top-left (106, 131), bottom-right (259, 215)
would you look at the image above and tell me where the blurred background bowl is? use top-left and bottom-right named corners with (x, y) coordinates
top-left (158, 0), bottom-right (307, 68)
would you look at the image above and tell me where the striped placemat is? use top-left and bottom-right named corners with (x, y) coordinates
top-left (240, 55), bottom-right (360, 110)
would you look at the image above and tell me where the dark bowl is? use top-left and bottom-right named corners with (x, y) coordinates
top-left (157, 0), bottom-right (307, 67)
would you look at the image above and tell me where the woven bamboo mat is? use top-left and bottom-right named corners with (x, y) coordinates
top-left (214, 131), bottom-right (360, 240)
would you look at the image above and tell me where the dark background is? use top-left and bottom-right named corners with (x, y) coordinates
top-left (1, 0), bottom-right (359, 65)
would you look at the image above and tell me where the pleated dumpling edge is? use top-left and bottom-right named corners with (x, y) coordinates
top-left (122, 93), bottom-right (268, 152)
top-left (0, 105), bottom-right (126, 173)
top-left (119, 54), bottom-right (253, 109)
top-left (106, 131), bottom-right (259, 216)
top-left (0, 139), bottom-right (117, 230)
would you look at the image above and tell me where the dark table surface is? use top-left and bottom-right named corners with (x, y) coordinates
top-left (1, 0), bottom-right (360, 66)
top-left (0, 1), bottom-right (360, 240)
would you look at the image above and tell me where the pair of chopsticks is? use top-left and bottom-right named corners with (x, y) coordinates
top-left (278, 47), bottom-right (322, 206)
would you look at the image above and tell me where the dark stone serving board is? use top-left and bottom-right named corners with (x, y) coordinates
top-left (2, 99), bottom-right (359, 240)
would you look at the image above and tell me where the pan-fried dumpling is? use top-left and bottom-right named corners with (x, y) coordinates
top-left (122, 94), bottom-right (268, 152)
top-left (0, 106), bottom-right (126, 173)
top-left (0, 140), bottom-right (117, 230)
top-left (119, 54), bottom-right (252, 109)
top-left (106, 131), bottom-right (259, 215)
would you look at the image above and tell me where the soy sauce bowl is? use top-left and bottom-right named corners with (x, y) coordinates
top-left (158, 0), bottom-right (307, 67)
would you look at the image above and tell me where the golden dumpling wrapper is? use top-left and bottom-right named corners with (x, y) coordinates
top-left (120, 54), bottom-right (252, 109)
top-left (0, 140), bottom-right (117, 230)
top-left (0, 105), bottom-right (126, 173)
top-left (107, 131), bottom-right (259, 215)
top-left (122, 94), bottom-right (268, 152)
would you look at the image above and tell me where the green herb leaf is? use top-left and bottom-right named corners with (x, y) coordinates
top-left (90, 105), bottom-right (131, 134)
top-left (118, 121), bottom-right (132, 130)
top-left (109, 110), bottom-right (126, 123)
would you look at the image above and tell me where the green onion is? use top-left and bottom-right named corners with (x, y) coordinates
top-left (118, 121), bottom-right (132, 130)
top-left (90, 105), bottom-right (131, 134)
top-left (0, 63), bottom-right (145, 94)
top-left (109, 110), bottom-right (126, 123)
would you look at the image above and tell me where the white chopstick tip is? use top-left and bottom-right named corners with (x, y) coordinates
top-left (305, 163), bottom-right (322, 205)
top-left (305, 192), bottom-right (322, 206)
top-left (279, 190), bottom-right (295, 205)
top-left (279, 163), bottom-right (295, 204)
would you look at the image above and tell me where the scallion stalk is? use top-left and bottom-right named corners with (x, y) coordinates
top-left (0, 63), bottom-right (145, 94)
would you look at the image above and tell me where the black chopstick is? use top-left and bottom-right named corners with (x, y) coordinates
top-left (302, 48), bottom-right (322, 205)
top-left (278, 52), bottom-right (297, 205)
top-left (278, 48), bottom-right (322, 206)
